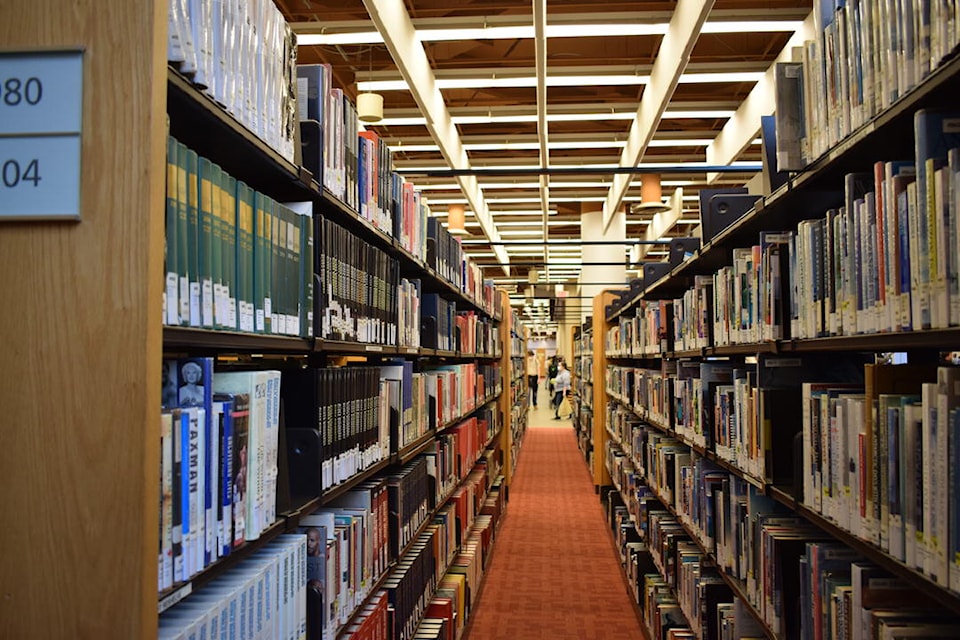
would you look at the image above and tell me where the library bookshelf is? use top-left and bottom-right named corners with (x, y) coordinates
top-left (0, 5), bottom-right (524, 639)
top-left (594, 26), bottom-right (960, 640)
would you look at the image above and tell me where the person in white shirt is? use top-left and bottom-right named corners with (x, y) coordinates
top-left (526, 351), bottom-right (540, 407)
top-left (553, 360), bottom-right (571, 419)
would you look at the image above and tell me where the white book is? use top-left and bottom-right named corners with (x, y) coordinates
top-left (932, 367), bottom-right (958, 586)
top-left (214, 370), bottom-right (275, 541)
top-left (183, 406), bottom-right (200, 577)
top-left (933, 165), bottom-right (951, 328)
top-left (845, 396), bottom-right (864, 536)
top-left (908, 181), bottom-right (924, 331)
top-left (949, 149), bottom-right (960, 326)
top-left (921, 382), bottom-right (938, 575)
top-left (903, 401), bottom-right (923, 569)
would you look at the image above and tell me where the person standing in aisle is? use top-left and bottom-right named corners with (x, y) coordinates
top-left (553, 359), bottom-right (571, 419)
top-left (547, 356), bottom-right (559, 407)
top-left (527, 351), bottom-right (540, 407)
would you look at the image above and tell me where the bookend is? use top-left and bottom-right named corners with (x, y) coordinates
top-left (700, 192), bottom-right (760, 243)
top-left (668, 238), bottom-right (700, 268)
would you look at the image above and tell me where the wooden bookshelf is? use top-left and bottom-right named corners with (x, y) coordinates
top-left (589, 291), bottom-right (619, 488)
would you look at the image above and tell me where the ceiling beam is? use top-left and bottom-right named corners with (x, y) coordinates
top-left (356, 62), bottom-right (769, 92)
top-left (533, 0), bottom-right (550, 279)
top-left (291, 8), bottom-right (809, 45)
top-left (360, 0), bottom-right (510, 274)
top-left (601, 0), bottom-right (715, 231)
top-left (705, 12), bottom-right (815, 182)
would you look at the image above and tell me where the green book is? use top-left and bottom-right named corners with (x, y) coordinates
top-left (285, 205), bottom-right (298, 336)
top-left (165, 136), bottom-right (180, 326)
top-left (301, 206), bottom-right (314, 338)
top-left (253, 191), bottom-right (266, 334)
top-left (272, 201), bottom-right (284, 335)
top-left (208, 161), bottom-right (224, 329)
top-left (223, 172), bottom-right (238, 331)
top-left (184, 147), bottom-right (200, 327)
top-left (235, 180), bottom-right (254, 334)
top-left (197, 158), bottom-right (216, 328)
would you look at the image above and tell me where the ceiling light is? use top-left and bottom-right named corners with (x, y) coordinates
top-left (498, 230), bottom-right (544, 236)
top-left (357, 92), bottom-right (384, 123)
top-left (296, 20), bottom-right (803, 46)
top-left (389, 139), bottom-right (715, 152)
top-left (492, 220), bottom-right (577, 227)
top-left (377, 109), bottom-right (734, 127)
top-left (634, 174), bottom-right (672, 214)
top-left (359, 71), bottom-right (761, 93)
top-left (440, 203), bottom-right (468, 236)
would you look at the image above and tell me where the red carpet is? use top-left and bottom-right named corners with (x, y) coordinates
top-left (465, 406), bottom-right (645, 640)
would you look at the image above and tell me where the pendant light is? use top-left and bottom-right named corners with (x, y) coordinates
top-left (635, 174), bottom-right (671, 213)
top-left (447, 203), bottom-right (468, 235)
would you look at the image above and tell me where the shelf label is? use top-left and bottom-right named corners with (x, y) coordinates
top-left (0, 51), bottom-right (83, 134)
top-left (0, 135), bottom-right (81, 219)
top-left (365, 344), bottom-right (383, 352)
top-left (158, 582), bottom-right (192, 613)
top-left (0, 50), bottom-right (83, 221)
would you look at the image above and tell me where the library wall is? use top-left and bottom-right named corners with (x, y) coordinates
top-left (0, 1), bottom-right (167, 638)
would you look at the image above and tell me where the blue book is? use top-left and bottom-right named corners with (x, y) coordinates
top-left (214, 395), bottom-right (234, 558)
top-left (914, 110), bottom-right (960, 329)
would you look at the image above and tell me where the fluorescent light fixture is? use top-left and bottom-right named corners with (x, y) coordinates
top-left (493, 220), bottom-right (578, 227)
top-left (359, 71), bottom-right (762, 93)
top-left (419, 181), bottom-right (619, 190)
top-left (377, 109), bottom-right (735, 127)
top-left (389, 138), bottom-right (715, 152)
top-left (498, 230), bottom-right (545, 236)
top-left (296, 20), bottom-right (803, 46)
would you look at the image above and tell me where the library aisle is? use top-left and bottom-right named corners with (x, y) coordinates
top-left (465, 395), bottom-right (644, 640)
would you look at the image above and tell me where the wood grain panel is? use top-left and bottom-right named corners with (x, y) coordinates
top-left (498, 289), bottom-right (514, 484)
top-left (0, 1), bottom-right (166, 637)
top-left (592, 291), bottom-right (617, 486)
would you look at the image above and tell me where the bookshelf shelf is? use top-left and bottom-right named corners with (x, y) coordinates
top-left (611, 55), bottom-right (960, 319)
top-left (157, 517), bottom-right (288, 614)
top-left (609, 442), bottom-right (779, 640)
top-left (396, 431), bottom-right (439, 464)
top-left (766, 486), bottom-right (960, 617)
top-left (162, 326), bottom-right (313, 353)
top-left (644, 472), bottom-right (778, 640)
top-left (166, 67), bottom-right (317, 202)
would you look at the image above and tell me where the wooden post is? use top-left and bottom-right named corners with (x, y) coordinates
top-left (0, 1), bottom-right (166, 637)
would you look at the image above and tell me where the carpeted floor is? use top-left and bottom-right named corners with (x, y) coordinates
top-left (464, 396), bottom-right (645, 640)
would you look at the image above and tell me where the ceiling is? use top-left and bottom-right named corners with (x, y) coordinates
top-left (276, 0), bottom-right (813, 331)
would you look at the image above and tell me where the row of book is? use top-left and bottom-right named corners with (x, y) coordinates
top-left (789, 114), bottom-right (960, 339)
top-left (159, 535), bottom-right (307, 640)
top-left (299, 62), bottom-right (395, 238)
top-left (295, 65), bottom-right (500, 321)
top-left (801, 363), bottom-right (960, 594)
top-left (336, 451), bottom-right (503, 640)
top-left (605, 450), bottom-right (766, 640)
top-left (318, 216), bottom-right (398, 345)
top-left (164, 137), bottom-right (313, 337)
top-left (167, 0), bottom-right (298, 162)
top-left (606, 299), bottom-right (671, 357)
top-left (317, 216), bottom-right (500, 347)
top-left (607, 419), bottom-right (960, 639)
top-left (159, 359), bottom-right (281, 592)
top-left (420, 301), bottom-right (501, 357)
top-left (678, 112), bottom-right (960, 348)
top-left (778, 1), bottom-right (960, 171)
top-left (282, 366), bottom-right (392, 494)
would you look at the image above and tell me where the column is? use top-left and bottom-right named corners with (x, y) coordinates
top-left (579, 201), bottom-right (627, 322)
